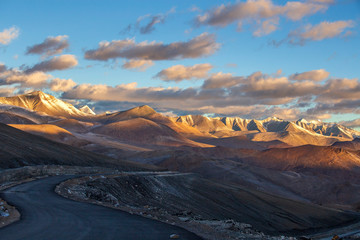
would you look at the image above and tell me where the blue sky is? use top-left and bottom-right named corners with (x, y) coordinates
top-left (0, 0), bottom-right (360, 128)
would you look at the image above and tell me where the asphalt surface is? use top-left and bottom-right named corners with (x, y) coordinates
top-left (0, 176), bottom-right (202, 240)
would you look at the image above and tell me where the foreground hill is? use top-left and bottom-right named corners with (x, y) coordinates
top-left (126, 145), bottom-right (360, 208)
top-left (60, 173), bottom-right (359, 235)
top-left (332, 138), bottom-right (360, 151)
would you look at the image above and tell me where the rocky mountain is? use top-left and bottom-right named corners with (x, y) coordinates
top-left (1, 91), bottom-right (359, 144)
top-left (173, 114), bottom-right (360, 139)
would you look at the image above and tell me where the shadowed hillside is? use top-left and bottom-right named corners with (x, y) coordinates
top-left (0, 123), bottom-right (156, 171)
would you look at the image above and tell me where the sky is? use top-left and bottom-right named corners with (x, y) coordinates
top-left (0, 0), bottom-right (360, 128)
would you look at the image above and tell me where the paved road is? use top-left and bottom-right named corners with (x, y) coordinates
top-left (0, 176), bottom-right (202, 240)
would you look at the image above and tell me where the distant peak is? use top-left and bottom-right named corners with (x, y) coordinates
top-left (24, 91), bottom-right (54, 99)
top-left (262, 116), bottom-right (281, 122)
top-left (137, 105), bottom-right (156, 112)
top-left (79, 105), bottom-right (96, 115)
top-left (26, 90), bottom-right (46, 96)
top-left (126, 105), bottom-right (156, 116)
top-left (297, 118), bottom-right (308, 123)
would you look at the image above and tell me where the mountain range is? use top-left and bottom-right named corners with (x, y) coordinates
top-left (1, 91), bottom-right (360, 210)
top-left (0, 91), bottom-right (358, 147)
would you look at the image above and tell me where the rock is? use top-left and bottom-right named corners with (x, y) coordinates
top-left (179, 217), bottom-right (190, 222)
top-left (170, 234), bottom-right (180, 239)
top-left (331, 235), bottom-right (340, 240)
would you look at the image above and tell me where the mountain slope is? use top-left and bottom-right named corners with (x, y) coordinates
top-left (0, 112), bottom-right (36, 124)
top-left (92, 117), bottom-right (212, 148)
top-left (0, 104), bottom-right (58, 124)
top-left (249, 145), bottom-right (360, 171)
top-left (0, 123), bottom-right (155, 171)
top-left (332, 138), bottom-right (360, 151)
top-left (8, 124), bottom-right (89, 147)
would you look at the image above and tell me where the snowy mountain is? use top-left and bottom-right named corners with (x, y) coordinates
top-left (173, 115), bottom-right (360, 139)
top-left (0, 91), bottom-right (94, 117)
top-left (79, 105), bottom-right (96, 115)
top-left (0, 91), bottom-right (359, 141)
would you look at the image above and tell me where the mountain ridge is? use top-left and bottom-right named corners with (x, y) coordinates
top-left (0, 91), bottom-right (359, 141)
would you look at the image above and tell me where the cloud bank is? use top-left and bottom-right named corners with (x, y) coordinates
top-left (84, 33), bottom-right (220, 61)
top-left (26, 35), bottom-right (69, 57)
top-left (25, 54), bottom-right (78, 73)
top-left (155, 64), bottom-right (213, 82)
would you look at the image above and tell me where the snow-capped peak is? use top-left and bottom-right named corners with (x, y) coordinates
top-left (0, 91), bottom-right (89, 117)
top-left (79, 105), bottom-right (96, 115)
top-left (297, 118), bottom-right (308, 124)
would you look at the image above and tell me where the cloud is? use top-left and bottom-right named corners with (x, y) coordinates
top-left (26, 35), bottom-right (69, 57)
top-left (1, 69), bottom-right (51, 88)
top-left (121, 7), bottom-right (175, 35)
top-left (0, 87), bottom-right (16, 97)
top-left (195, 0), bottom-right (329, 36)
top-left (319, 78), bottom-right (360, 101)
top-left (62, 82), bottom-right (198, 103)
top-left (309, 0), bottom-right (334, 3)
top-left (2, 58), bottom-right (359, 124)
top-left (49, 78), bottom-right (77, 92)
top-left (253, 18), bottom-right (279, 37)
top-left (56, 67), bottom-right (360, 124)
top-left (155, 63), bottom-right (213, 82)
top-left (0, 64), bottom-right (6, 73)
top-left (122, 59), bottom-right (154, 71)
top-left (0, 27), bottom-right (19, 45)
top-left (0, 63), bottom-right (76, 90)
top-left (306, 99), bottom-right (360, 118)
top-left (139, 15), bottom-right (166, 34)
top-left (25, 54), bottom-right (78, 73)
top-left (341, 118), bottom-right (360, 129)
top-left (287, 20), bottom-right (355, 45)
top-left (189, 6), bottom-right (201, 13)
top-left (289, 69), bottom-right (329, 81)
top-left (84, 33), bottom-right (220, 61)
top-left (203, 72), bottom-right (244, 89)
top-left (226, 63), bottom-right (237, 68)
top-left (283, 1), bottom-right (327, 21)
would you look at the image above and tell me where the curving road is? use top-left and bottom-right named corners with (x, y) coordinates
top-left (0, 176), bottom-right (202, 240)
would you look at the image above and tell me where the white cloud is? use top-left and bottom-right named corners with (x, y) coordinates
top-left (84, 33), bottom-right (220, 61)
top-left (155, 64), bottom-right (213, 82)
top-left (253, 18), bottom-right (279, 37)
top-left (26, 54), bottom-right (78, 73)
top-left (288, 20), bottom-right (355, 45)
top-left (122, 59), bottom-right (154, 71)
top-left (290, 69), bottom-right (330, 81)
top-left (26, 35), bottom-right (69, 57)
top-left (49, 78), bottom-right (77, 92)
top-left (195, 0), bottom-right (330, 36)
top-left (0, 27), bottom-right (19, 45)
